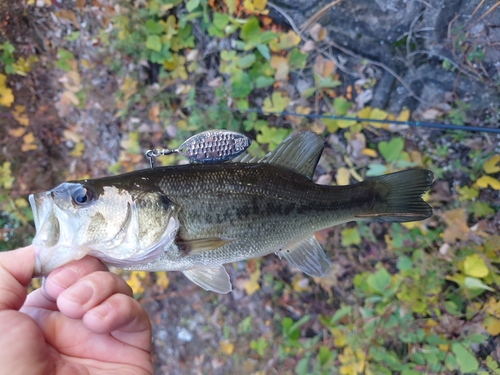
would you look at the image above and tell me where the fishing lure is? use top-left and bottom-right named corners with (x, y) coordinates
top-left (145, 130), bottom-right (252, 168)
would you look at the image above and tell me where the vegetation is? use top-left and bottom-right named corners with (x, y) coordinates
top-left (1, 0), bottom-right (499, 373)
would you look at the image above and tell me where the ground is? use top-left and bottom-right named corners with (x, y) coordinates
top-left (1, 0), bottom-right (500, 374)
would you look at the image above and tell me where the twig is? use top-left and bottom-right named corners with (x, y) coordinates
top-left (324, 38), bottom-right (430, 106)
top-left (267, 2), bottom-right (305, 39)
top-left (300, 0), bottom-right (342, 33)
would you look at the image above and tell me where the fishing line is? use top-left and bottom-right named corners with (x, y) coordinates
top-left (198, 105), bottom-right (500, 134)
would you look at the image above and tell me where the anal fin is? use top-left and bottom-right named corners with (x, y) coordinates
top-left (276, 236), bottom-right (331, 277)
top-left (182, 266), bottom-right (232, 294)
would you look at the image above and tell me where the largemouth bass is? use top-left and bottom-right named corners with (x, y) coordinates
top-left (29, 132), bottom-right (433, 293)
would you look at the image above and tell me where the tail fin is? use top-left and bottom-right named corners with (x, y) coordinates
top-left (355, 169), bottom-right (434, 222)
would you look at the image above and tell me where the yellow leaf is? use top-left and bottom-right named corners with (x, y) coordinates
top-left (330, 327), bottom-right (347, 348)
top-left (336, 167), bottom-right (350, 185)
top-left (219, 340), bottom-right (234, 355)
top-left (244, 267), bottom-right (261, 295)
top-left (397, 108), bottom-right (410, 122)
top-left (296, 106), bottom-right (311, 115)
top-left (243, 0), bottom-right (268, 13)
top-left (155, 271), bottom-right (169, 290)
top-left (23, 132), bottom-right (35, 145)
top-left (8, 128), bottom-right (26, 138)
top-left (485, 316), bottom-right (500, 335)
top-left (463, 254), bottom-right (489, 278)
top-left (120, 76), bottom-right (137, 100)
top-left (21, 143), bottom-right (38, 152)
top-left (12, 105), bottom-right (28, 121)
top-left (361, 148), bottom-right (377, 158)
top-left (484, 155), bottom-right (500, 174)
top-left (476, 175), bottom-right (500, 190)
top-left (368, 108), bottom-right (388, 128)
top-left (0, 86), bottom-right (14, 107)
top-left (127, 271), bottom-right (146, 297)
top-left (69, 142), bottom-right (85, 157)
top-left (291, 274), bottom-right (310, 292)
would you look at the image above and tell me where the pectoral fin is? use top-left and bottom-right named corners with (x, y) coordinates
top-left (177, 237), bottom-right (235, 255)
top-left (276, 236), bottom-right (331, 277)
top-left (183, 266), bottom-right (232, 294)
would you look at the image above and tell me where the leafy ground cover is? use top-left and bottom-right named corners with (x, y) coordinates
top-left (1, 0), bottom-right (500, 374)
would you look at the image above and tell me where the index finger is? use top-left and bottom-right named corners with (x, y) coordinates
top-left (23, 256), bottom-right (109, 310)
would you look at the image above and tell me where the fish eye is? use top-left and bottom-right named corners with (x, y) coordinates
top-left (72, 186), bottom-right (93, 206)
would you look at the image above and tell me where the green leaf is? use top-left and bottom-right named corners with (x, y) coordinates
top-left (473, 201), bottom-right (494, 218)
top-left (240, 17), bottom-right (260, 42)
top-left (64, 31), bottom-right (80, 41)
top-left (262, 92), bottom-right (289, 113)
top-left (213, 12), bottom-right (229, 30)
top-left (146, 35), bottom-right (162, 52)
top-left (378, 137), bottom-right (404, 163)
top-left (341, 227), bottom-right (361, 246)
top-left (230, 70), bottom-right (254, 98)
top-left (451, 342), bottom-right (479, 373)
top-left (289, 48), bottom-right (307, 69)
top-left (256, 44), bottom-right (270, 60)
top-left (396, 255), bottom-right (413, 271)
top-left (366, 163), bottom-right (388, 176)
top-left (145, 19), bottom-right (163, 35)
top-left (464, 276), bottom-right (494, 291)
top-left (295, 358), bottom-right (309, 375)
top-left (254, 76), bottom-right (274, 88)
top-left (330, 306), bottom-right (352, 324)
top-left (317, 346), bottom-right (332, 366)
top-left (237, 54), bottom-right (256, 69)
top-left (367, 265), bottom-right (391, 294)
top-left (333, 97), bottom-right (352, 116)
top-left (314, 73), bottom-right (341, 88)
top-left (185, 0), bottom-right (200, 12)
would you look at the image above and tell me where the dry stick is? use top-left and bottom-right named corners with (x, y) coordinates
top-left (465, 0), bottom-right (487, 25)
top-left (299, 0), bottom-right (342, 33)
top-left (325, 38), bottom-right (430, 106)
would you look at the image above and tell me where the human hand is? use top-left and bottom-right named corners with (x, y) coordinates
top-left (0, 245), bottom-right (153, 375)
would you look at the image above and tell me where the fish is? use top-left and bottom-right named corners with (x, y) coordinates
top-left (29, 131), bottom-right (434, 293)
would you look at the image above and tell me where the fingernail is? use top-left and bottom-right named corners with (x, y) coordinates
top-left (90, 302), bottom-right (112, 319)
top-left (62, 282), bottom-right (94, 305)
top-left (50, 268), bottom-right (79, 289)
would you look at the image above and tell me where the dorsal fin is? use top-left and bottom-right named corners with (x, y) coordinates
top-left (230, 131), bottom-right (324, 179)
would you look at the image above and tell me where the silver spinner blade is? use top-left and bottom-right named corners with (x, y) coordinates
top-left (178, 130), bottom-right (252, 164)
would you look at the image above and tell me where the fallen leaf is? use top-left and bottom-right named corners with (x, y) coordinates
top-left (476, 175), bottom-right (500, 190)
top-left (8, 128), bottom-right (26, 138)
top-left (336, 167), bottom-right (350, 185)
top-left (55, 91), bottom-right (79, 117)
top-left (148, 104), bottom-right (160, 122)
top-left (309, 23), bottom-right (326, 42)
top-left (21, 132), bottom-right (38, 152)
top-left (155, 271), bottom-right (169, 290)
top-left (463, 254), bottom-right (489, 278)
top-left (11, 105), bottom-right (29, 126)
top-left (244, 267), bottom-right (261, 295)
top-left (219, 340), bottom-right (234, 355)
top-left (0, 77), bottom-right (14, 107)
top-left (483, 155), bottom-right (500, 174)
top-left (442, 209), bottom-right (469, 243)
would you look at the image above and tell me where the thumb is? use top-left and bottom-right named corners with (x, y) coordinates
top-left (0, 245), bottom-right (35, 310)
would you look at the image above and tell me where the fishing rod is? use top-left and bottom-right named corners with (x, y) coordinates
top-left (199, 105), bottom-right (500, 134)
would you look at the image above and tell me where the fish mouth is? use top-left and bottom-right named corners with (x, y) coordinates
top-left (29, 191), bottom-right (88, 276)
